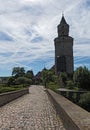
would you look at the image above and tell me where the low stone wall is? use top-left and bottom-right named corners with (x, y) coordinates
top-left (46, 89), bottom-right (90, 130)
top-left (0, 88), bottom-right (29, 107)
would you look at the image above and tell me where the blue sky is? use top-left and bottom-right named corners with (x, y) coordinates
top-left (0, 0), bottom-right (90, 76)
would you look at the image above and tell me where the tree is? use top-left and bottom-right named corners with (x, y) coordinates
top-left (15, 77), bottom-right (32, 86)
top-left (7, 77), bottom-right (15, 86)
top-left (12, 67), bottom-right (25, 78)
top-left (59, 72), bottom-right (68, 84)
top-left (79, 92), bottom-right (90, 112)
top-left (25, 70), bottom-right (34, 79)
top-left (41, 68), bottom-right (56, 87)
top-left (41, 68), bottom-right (48, 87)
top-left (73, 66), bottom-right (90, 90)
top-left (66, 80), bottom-right (75, 89)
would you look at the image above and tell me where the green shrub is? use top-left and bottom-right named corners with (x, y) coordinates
top-left (79, 92), bottom-right (90, 112)
top-left (48, 82), bottom-right (59, 91)
top-left (66, 80), bottom-right (75, 89)
top-left (73, 66), bottom-right (90, 90)
top-left (15, 77), bottom-right (32, 86)
top-left (59, 72), bottom-right (68, 84)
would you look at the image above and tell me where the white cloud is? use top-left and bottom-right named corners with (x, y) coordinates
top-left (0, 0), bottom-right (90, 75)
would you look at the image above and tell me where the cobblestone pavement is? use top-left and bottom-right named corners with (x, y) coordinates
top-left (0, 85), bottom-right (66, 130)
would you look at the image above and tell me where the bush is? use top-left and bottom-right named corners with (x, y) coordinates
top-left (7, 77), bottom-right (15, 86)
top-left (73, 66), bottom-right (90, 90)
top-left (66, 80), bottom-right (75, 89)
top-left (15, 77), bottom-right (32, 86)
top-left (79, 92), bottom-right (90, 112)
top-left (48, 82), bottom-right (59, 91)
top-left (59, 72), bottom-right (68, 85)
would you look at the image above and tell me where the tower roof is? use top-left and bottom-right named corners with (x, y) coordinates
top-left (57, 15), bottom-right (69, 37)
top-left (60, 15), bottom-right (68, 25)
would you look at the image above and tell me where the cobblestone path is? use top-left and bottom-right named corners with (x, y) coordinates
top-left (0, 85), bottom-right (65, 130)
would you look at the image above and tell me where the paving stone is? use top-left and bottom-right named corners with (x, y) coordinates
top-left (0, 85), bottom-right (66, 130)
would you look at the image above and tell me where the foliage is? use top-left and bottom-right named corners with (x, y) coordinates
top-left (25, 70), bottom-right (34, 79)
top-left (48, 82), bottom-right (60, 91)
top-left (79, 92), bottom-right (90, 112)
top-left (0, 67), bottom-right (33, 93)
top-left (6, 67), bottom-right (34, 87)
top-left (7, 77), bottom-right (15, 86)
top-left (66, 80), bottom-right (75, 89)
top-left (0, 86), bottom-right (24, 93)
top-left (12, 67), bottom-right (25, 78)
top-left (60, 72), bottom-right (68, 83)
top-left (41, 68), bottom-right (57, 87)
top-left (52, 75), bottom-right (58, 84)
top-left (73, 66), bottom-right (90, 90)
top-left (15, 77), bottom-right (32, 86)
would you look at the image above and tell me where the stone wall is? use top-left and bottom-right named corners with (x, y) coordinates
top-left (46, 89), bottom-right (90, 130)
top-left (0, 88), bottom-right (29, 107)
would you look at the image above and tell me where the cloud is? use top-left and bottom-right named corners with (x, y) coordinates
top-left (0, 0), bottom-right (90, 76)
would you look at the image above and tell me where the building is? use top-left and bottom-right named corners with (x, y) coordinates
top-left (54, 15), bottom-right (74, 74)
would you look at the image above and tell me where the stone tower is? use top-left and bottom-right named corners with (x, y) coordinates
top-left (54, 15), bottom-right (74, 74)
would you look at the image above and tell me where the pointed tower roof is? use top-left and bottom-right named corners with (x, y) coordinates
top-left (60, 14), bottom-right (68, 25)
top-left (57, 14), bottom-right (69, 37)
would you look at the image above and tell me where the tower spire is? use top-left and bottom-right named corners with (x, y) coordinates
top-left (62, 11), bottom-right (64, 17)
top-left (58, 14), bottom-right (69, 37)
top-left (60, 13), bottom-right (67, 25)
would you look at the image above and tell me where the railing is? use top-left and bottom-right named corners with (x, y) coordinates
top-left (57, 88), bottom-right (88, 103)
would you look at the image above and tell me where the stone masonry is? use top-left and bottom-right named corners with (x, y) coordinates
top-left (0, 85), bottom-right (65, 130)
top-left (54, 15), bottom-right (74, 74)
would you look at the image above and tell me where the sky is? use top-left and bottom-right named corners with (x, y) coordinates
top-left (0, 0), bottom-right (90, 76)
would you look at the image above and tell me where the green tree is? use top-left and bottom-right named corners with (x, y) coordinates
top-left (60, 72), bottom-right (68, 84)
top-left (41, 68), bottom-right (48, 87)
top-left (15, 77), bottom-right (32, 86)
top-left (48, 81), bottom-right (59, 91)
top-left (12, 67), bottom-right (25, 78)
top-left (66, 80), bottom-right (75, 89)
top-left (25, 70), bottom-right (34, 79)
top-left (73, 66), bottom-right (90, 90)
top-left (41, 68), bottom-right (57, 87)
top-left (7, 77), bottom-right (15, 86)
top-left (79, 92), bottom-right (90, 112)
top-left (58, 72), bottom-right (68, 87)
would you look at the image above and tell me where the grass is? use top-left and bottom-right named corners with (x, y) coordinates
top-left (0, 84), bottom-right (27, 94)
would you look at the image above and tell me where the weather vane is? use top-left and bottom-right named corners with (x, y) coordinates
top-left (62, 11), bottom-right (64, 17)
